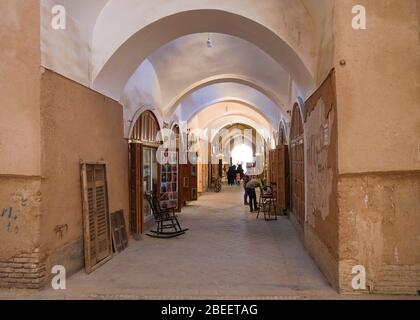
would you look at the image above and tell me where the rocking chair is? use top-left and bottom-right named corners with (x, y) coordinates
top-left (145, 193), bottom-right (188, 238)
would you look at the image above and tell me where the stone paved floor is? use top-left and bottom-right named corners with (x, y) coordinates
top-left (1, 186), bottom-right (416, 300)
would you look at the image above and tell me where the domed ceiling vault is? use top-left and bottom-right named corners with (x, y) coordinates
top-left (41, 0), bottom-right (334, 138)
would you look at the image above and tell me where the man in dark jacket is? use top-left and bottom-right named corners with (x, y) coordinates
top-left (227, 165), bottom-right (236, 185)
top-left (243, 174), bottom-right (250, 205)
top-left (245, 178), bottom-right (262, 212)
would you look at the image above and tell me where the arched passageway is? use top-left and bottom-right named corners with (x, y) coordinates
top-left (232, 144), bottom-right (253, 172)
top-left (33, 0), bottom-right (326, 296)
top-left (1, 0), bottom-right (419, 298)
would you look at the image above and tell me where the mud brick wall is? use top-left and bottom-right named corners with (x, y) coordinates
top-left (338, 171), bottom-right (420, 295)
top-left (0, 249), bottom-right (47, 289)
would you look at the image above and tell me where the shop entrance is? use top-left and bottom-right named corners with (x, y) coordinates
top-left (129, 111), bottom-right (161, 237)
top-left (142, 147), bottom-right (158, 220)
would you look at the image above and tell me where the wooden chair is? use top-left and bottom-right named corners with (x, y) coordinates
top-left (145, 193), bottom-right (188, 238)
top-left (257, 185), bottom-right (278, 221)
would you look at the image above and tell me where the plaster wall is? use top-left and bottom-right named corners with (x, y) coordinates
top-left (333, 0), bottom-right (420, 294)
top-left (91, 0), bottom-right (316, 82)
top-left (0, 0), bottom-right (41, 176)
top-left (302, 71), bottom-right (339, 289)
top-left (315, 0), bottom-right (335, 85)
top-left (39, 70), bottom-right (129, 276)
top-left (0, 177), bottom-right (42, 261)
top-left (40, 0), bottom-right (108, 87)
top-left (334, 0), bottom-right (420, 174)
top-left (0, 0), bottom-right (45, 288)
top-left (338, 172), bottom-right (420, 294)
top-left (143, 33), bottom-right (291, 112)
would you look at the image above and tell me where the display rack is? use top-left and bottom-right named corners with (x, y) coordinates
top-left (159, 151), bottom-right (178, 210)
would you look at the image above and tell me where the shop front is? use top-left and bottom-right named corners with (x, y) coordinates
top-left (128, 111), bottom-right (161, 237)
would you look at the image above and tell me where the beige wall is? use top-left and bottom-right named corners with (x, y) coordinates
top-left (333, 0), bottom-right (420, 294)
top-left (338, 172), bottom-right (420, 294)
top-left (40, 70), bottom-right (129, 275)
top-left (0, 0), bottom-right (42, 261)
top-left (0, 177), bottom-right (42, 261)
top-left (314, 0), bottom-right (335, 85)
top-left (335, 0), bottom-right (420, 174)
top-left (0, 1), bottom-right (45, 288)
top-left (0, 0), bottom-right (41, 176)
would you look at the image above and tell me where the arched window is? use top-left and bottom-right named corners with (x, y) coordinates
top-left (278, 122), bottom-right (287, 146)
top-left (290, 105), bottom-right (304, 141)
top-left (131, 111), bottom-right (159, 145)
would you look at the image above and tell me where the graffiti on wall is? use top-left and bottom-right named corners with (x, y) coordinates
top-left (54, 224), bottom-right (69, 239)
top-left (1, 207), bottom-right (19, 234)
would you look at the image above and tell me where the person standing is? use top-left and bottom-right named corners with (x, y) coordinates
top-left (245, 178), bottom-right (262, 212)
top-left (236, 164), bottom-right (244, 185)
top-left (232, 165), bottom-right (237, 185)
top-left (243, 174), bottom-right (250, 205)
top-left (228, 165), bottom-right (237, 186)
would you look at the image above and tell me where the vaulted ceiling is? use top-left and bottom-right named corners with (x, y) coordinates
top-left (41, 0), bottom-right (334, 138)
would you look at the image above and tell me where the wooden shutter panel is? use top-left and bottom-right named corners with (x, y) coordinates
top-left (94, 166), bottom-right (110, 261)
top-left (81, 162), bottom-right (113, 273)
top-left (111, 210), bottom-right (128, 253)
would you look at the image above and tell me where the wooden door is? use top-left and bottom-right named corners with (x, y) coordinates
top-left (81, 162), bottom-right (113, 273)
top-left (268, 146), bottom-right (289, 213)
top-left (179, 154), bottom-right (198, 206)
top-left (190, 160), bottom-right (198, 201)
top-left (129, 143), bottom-right (143, 236)
top-left (290, 104), bottom-right (305, 227)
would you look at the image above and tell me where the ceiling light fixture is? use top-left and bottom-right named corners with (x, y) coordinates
top-left (206, 34), bottom-right (213, 48)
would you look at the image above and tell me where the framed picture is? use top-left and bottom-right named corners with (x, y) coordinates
top-left (160, 151), bottom-right (179, 210)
